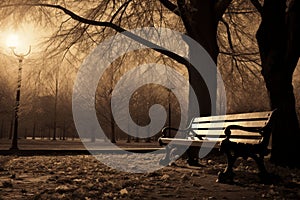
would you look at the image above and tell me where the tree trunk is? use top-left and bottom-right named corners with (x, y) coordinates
top-left (182, 0), bottom-right (220, 119)
top-left (256, 0), bottom-right (300, 167)
top-left (179, 0), bottom-right (220, 165)
top-left (110, 111), bottom-right (116, 143)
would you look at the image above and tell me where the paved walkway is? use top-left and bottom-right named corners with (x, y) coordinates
top-left (0, 139), bottom-right (162, 152)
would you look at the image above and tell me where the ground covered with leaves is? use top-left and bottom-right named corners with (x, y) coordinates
top-left (0, 153), bottom-right (299, 200)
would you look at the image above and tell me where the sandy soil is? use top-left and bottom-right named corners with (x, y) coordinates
top-left (0, 152), bottom-right (299, 200)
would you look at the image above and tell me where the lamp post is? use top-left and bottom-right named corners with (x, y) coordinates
top-left (9, 45), bottom-right (31, 150)
top-left (168, 87), bottom-right (175, 137)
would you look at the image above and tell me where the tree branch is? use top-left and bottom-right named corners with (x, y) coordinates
top-left (110, 0), bottom-right (132, 23)
top-left (214, 0), bottom-right (233, 22)
top-left (4, 3), bottom-right (190, 67)
top-left (158, 0), bottom-right (180, 16)
top-left (176, 0), bottom-right (193, 35)
top-left (220, 17), bottom-right (234, 53)
top-left (250, 0), bottom-right (263, 14)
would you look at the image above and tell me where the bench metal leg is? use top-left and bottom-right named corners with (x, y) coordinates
top-left (187, 146), bottom-right (201, 166)
top-left (218, 139), bottom-right (236, 183)
top-left (218, 140), bottom-right (271, 183)
top-left (217, 151), bottom-right (236, 183)
top-left (159, 144), bottom-right (172, 165)
top-left (160, 145), bottom-right (201, 167)
top-left (159, 144), bottom-right (181, 166)
top-left (251, 154), bottom-right (271, 183)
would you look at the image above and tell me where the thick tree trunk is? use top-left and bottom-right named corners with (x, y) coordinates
top-left (179, 0), bottom-right (220, 165)
top-left (256, 0), bottom-right (300, 167)
top-left (182, 0), bottom-right (219, 118)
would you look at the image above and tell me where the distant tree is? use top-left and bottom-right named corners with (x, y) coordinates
top-left (0, 57), bottom-right (15, 138)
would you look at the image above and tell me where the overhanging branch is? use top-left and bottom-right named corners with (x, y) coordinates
top-left (250, 0), bottom-right (262, 14)
top-left (2, 3), bottom-right (191, 68)
top-left (158, 0), bottom-right (180, 16)
top-left (215, 0), bottom-right (233, 22)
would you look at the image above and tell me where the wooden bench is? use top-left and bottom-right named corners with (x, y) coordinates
top-left (158, 110), bottom-right (277, 183)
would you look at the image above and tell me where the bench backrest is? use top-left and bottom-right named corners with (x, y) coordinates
top-left (189, 111), bottom-right (273, 143)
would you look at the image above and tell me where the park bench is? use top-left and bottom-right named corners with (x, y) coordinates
top-left (158, 110), bottom-right (277, 183)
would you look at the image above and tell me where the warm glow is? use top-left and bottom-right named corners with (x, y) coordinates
top-left (1, 22), bottom-right (42, 55)
top-left (6, 34), bottom-right (19, 49)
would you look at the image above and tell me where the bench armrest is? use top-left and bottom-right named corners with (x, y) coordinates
top-left (224, 125), bottom-right (262, 138)
top-left (161, 117), bottom-right (196, 137)
top-left (224, 124), bottom-right (274, 149)
top-left (161, 126), bottom-right (190, 137)
top-left (225, 109), bottom-right (277, 140)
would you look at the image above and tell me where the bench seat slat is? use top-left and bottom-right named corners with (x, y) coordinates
top-left (192, 111), bottom-right (272, 123)
top-left (159, 137), bottom-right (261, 147)
top-left (191, 121), bottom-right (267, 129)
top-left (159, 138), bottom-right (222, 147)
top-left (190, 130), bottom-right (262, 137)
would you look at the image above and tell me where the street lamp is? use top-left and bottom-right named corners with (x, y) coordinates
top-left (7, 35), bottom-right (31, 150)
top-left (168, 87), bottom-right (175, 137)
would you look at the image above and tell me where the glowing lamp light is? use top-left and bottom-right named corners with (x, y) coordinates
top-left (6, 34), bottom-right (19, 49)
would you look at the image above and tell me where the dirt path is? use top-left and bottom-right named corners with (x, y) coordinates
top-left (0, 154), bottom-right (299, 200)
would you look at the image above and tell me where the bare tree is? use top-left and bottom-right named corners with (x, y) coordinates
top-left (253, 0), bottom-right (300, 167)
top-left (0, 55), bottom-right (15, 139)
